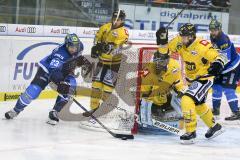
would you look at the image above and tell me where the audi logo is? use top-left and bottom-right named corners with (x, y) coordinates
top-left (61, 28), bottom-right (69, 34)
top-left (0, 26), bottom-right (6, 32)
top-left (27, 27), bottom-right (36, 33)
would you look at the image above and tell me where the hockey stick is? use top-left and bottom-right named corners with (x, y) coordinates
top-left (48, 82), bottom-right (134, 139)
top-left (152, 119), bottom-right (184, 136)
top-left (72, 97), bottom-right (134, 140)
top-left (166, 0), bottom-right (192, 29)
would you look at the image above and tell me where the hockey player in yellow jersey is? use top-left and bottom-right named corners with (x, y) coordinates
top-left (83, 9), bottom-right (129, 117)
top-left (156, 23), bottom-right (227, 144)
top-left (139, 48), bottom-right (186, 130)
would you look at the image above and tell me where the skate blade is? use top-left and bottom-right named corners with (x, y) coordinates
top-left (46, 119), bottom-right (58, 125)
top-left (180, 138), bottom-right (196, 145)
top-left (207, 129), bottom-right (225, 140)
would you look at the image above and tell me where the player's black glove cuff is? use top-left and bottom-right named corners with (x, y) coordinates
top-left (156, 27), bottom-right (168, 45)
top-left (57, 81), bottom-right (73, 95)
top-left (208, 60), bottom-right (224, 76)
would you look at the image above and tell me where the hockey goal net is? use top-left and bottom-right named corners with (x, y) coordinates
top-left (77, 47), bottom-right (182, 134)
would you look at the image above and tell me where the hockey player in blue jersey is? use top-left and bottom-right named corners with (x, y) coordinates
top-left (209, 20), bottom-right (240, 120)
top-left (4, 33), bottom-right (91, 125)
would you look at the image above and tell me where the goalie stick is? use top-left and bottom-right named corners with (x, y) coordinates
top-left (152, 119), bottom-right (185, 136)
top-left (72, 97), bottom-right (134, 140)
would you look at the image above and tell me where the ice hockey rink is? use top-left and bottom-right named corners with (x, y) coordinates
top-left (0, 95), bottom-right (240, 160)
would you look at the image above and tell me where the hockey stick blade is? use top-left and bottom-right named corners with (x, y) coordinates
top-left (72, 98), bottom-right (134, 140)
top-left (152, 119), bottom-right (184, 136)
top-left (114, 134), bottom-right (134, 139)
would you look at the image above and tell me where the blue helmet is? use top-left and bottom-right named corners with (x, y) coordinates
top-left (65, 33), bottom-right (81, 53)
top-left (209, 20), bottom-right (222, 30)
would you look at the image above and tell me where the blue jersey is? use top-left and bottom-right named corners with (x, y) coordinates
top-left (210, 32), bottom-right (240, 74)
top-left (39, 43), bottom-right (83, 74)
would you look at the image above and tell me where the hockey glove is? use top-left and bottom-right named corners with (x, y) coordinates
top-left (101, 43), bottom-right (114, 53)
top-left (91, 43), bottom-right (102, 58)
top-left (208, 60), bottom-right (224, 76)
top-left (156, 27), bottom-right (168, 45)
top-left (57, 81), bottom-right (73, 95)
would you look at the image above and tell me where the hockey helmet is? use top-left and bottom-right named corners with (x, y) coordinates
top-left (209, 19), bottom-right (222, 30)
top-left (112, 9), bottom-right (126, 21)
top-left (179, 23), bottom-right (196, 37)
top-left (65, 33), bottom-right (81, 54)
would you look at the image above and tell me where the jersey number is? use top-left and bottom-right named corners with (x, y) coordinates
top-left (50, 59), bottom-right (60, 67)
top-left (185, 61), bottom-right (196, 71)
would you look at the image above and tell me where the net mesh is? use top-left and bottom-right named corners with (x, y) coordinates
top-left (78, 47), bottom-right (182, 134)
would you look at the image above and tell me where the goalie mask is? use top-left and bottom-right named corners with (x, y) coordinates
top-left (153, 48), bottom-right (170, 75)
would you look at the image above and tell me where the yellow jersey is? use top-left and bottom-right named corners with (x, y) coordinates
top-left (165, 36), bottom-right (225, 81)
top-left (94, 23), bottom-right (129, 65)
top-left (140, 58), bottom-right (185, 106)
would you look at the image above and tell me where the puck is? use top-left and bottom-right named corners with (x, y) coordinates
top-left (121, 137), bottom-right (128, 140)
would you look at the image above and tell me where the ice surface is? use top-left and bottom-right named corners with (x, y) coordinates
top-left (0, 96), bottom-right (240, 160)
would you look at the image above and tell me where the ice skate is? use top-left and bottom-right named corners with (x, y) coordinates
top-left (205, 123), bottom-right (225, 139)
top-left (5, 109), bottom-right (19, 119)
top-left (180, 131), bottom-right (196, 144)
top-left (47, 110), bottom-right (59, 125)
top-left (225, 111), bottom-right (240, 121)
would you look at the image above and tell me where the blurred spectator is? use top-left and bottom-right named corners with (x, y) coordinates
top-left (147, 0), bottom-right (231, 8)
top-left (212, 0), bottom-right (231, 7)
top-left (192, 0), bottom-right (212, 5)
top-left (152, 0), bottom-right (167, 3)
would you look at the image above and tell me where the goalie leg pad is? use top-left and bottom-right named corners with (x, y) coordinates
top-left (170, 91), bottom-right (182, 115)
top-left (140, 99), bottom-right (153, 126)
